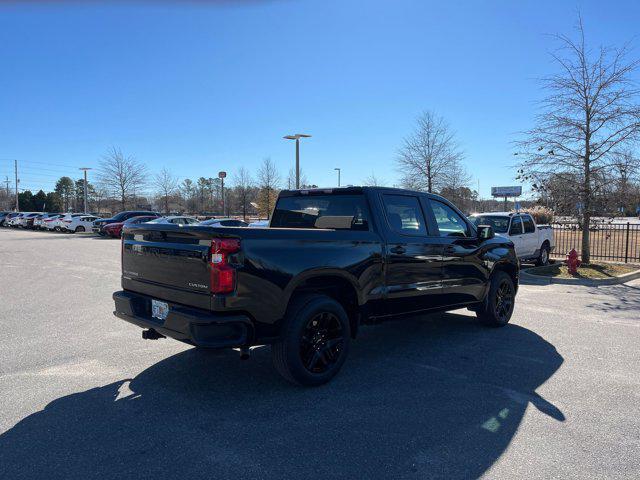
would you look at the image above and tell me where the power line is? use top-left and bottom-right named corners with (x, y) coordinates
top-left (0, 159), bottom-right (83, 170)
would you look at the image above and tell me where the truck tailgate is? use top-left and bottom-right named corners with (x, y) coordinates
top-left (121, 224), bottom-right (234, 309)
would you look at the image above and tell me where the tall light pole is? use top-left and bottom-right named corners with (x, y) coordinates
top-left (218, 171), bottom-right (226, 216)
top-left (14, 160), bottom-right (19, 211)
top-left (79, 167), bottom-right (92, 213)
top-left (283, 133), bottom-right (311, 189)
top-left (334, 167), bottom-right (341, 187)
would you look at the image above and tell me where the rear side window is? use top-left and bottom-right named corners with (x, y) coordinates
top-left (522, 215), bottom-right (535, 233)
top-left (510, 217), bottom-right (523, 235)
top-left (429, 200), bottom-right (470, 237)
top-left (382, 194), bottom-right (427, 235)
top-left (271, 194), bottom-right (370, 230)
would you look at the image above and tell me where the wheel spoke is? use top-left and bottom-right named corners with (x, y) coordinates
top-left (306, 351), bottom-right (322, 370)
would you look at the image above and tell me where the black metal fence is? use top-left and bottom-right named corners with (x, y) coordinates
top-left (551, 222), bottom-right (640, 264)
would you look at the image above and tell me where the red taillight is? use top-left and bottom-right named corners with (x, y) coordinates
top-left (210, 238), bottom-right (240, 294)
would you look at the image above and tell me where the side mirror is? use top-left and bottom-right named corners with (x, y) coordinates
top-left (477, 225), bottom-right (495, 241)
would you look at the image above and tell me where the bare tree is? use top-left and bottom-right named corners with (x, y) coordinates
top-left (440, 161), bottom-right (472, 194)
top-left (154, 168), bottom-right (178, 214)
top-left (232, 167), bottom-right (254, 221)
top-left (286, 168), bottom-right (309, 189)
top-left (257, 157), bottom-right (281, 219)
top-left (396, 111), bottom-right (466, 193)
top-left (516, 16), bottom-right (640, 262)
top-left (179, 178), bottom-right (197, 213)
top-left (363, 171), bottom-right (387, 187)
top-left (98, 147), bottom-right (147, 211)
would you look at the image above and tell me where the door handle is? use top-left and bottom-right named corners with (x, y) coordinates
top-left (445, 245), bottom-right (456, 254)
top-left (390, 245), bottom-right (406, 254)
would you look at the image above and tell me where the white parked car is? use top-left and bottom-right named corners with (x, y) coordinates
top-left (47, 213), bottom-right (85, 232)
top-left (11, 212), bottom-right (38, 227)
top-left (469, 212), bottom-right (555, 265)
top-left (33, 213), bottom-right (61, 229)
top-left (42, 214), bottom-right (64, 231)
top-left (6, 213), bottom-right (25, 227)
top-left (63, 215), bottom-right (99, 233)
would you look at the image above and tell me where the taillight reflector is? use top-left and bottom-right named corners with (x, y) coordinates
top-left (210, 238), bottom-right (240, 294)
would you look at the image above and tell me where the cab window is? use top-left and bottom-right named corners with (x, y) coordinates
top-left (522, 215), bottom-right (535, 233)
top-left (429, 200), bottom-right (470, 237)
top-left (509, 216), bottom-right (523, 235)
top-left (382, 195), bottom-right (427, 235)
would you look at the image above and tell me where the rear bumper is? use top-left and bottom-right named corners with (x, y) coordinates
top-left (113, 290), bottom-right (253, 348)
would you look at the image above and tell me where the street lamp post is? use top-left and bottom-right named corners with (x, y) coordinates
top-left (218, 171), bottom-right (227, 216)
top-left (283, 133), bottom-right (311, 189)
top-left (79, 167), bottom-right (92, 213)
top-left (334, 167), bottom-right (341, 187)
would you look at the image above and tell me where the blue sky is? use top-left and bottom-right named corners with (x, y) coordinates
top-left (1, 0), bottom-right (639, 197)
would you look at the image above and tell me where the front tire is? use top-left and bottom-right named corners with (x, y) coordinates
top-left (476, 271), bottom-right (516, 327)
top-left (75, 226), bottom-right (85, 233)
top-left (272, 294), bottom-right (351, 386)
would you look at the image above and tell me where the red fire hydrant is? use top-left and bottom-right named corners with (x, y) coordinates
top-left (566, 249), bottom-right (581, 274)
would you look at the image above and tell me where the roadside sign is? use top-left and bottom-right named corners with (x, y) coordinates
top-left (218, 171), bottom-right (226, 179)
top-left (491, 186), bottom-right (522, 197)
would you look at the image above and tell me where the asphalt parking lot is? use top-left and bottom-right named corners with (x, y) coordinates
top-left (1, 228), bottom-right (639, 479)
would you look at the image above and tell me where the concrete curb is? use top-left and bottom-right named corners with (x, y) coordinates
top-left (520, 268), bottom-right (640, 287)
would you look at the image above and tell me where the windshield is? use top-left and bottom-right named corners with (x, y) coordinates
top-left (469, 215), bottom-right (510, 233)
top-left (271, 194), bottom-right (370, 230)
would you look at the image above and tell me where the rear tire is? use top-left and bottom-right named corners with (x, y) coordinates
top-left (75, 226), bottom-right (85, 233)
top-left (536, 243), bottom-right (550, 266)
top-left (272, 294), bottom-right (351, 386)
top-left (476, 271), bottom-right (515, 327)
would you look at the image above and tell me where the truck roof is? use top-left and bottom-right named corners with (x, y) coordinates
top-left (470, 211), bottom-right (531, 217)
top-left (279, 185), bottom-right (452, 202)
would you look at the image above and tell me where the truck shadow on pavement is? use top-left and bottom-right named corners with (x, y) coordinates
top-left (0, 312), bottom-right (564, 480)
top-left (586, 283), bottom-right (640, 313)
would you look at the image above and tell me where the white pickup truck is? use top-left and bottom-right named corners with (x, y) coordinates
top-left (469, 212), bottom-right (555, 265)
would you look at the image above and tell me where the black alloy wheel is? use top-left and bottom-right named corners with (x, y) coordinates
top-left (494, 278), bottom-right (514, 323)
top-left (476, 271), bottom-right (515, 327)
top-left (272, 294), bottom-right (351, 386)
top-left (299, 311), bottom-right (345, 374)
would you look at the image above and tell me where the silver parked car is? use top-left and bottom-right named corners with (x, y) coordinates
top-left (146, 216), bottom-right (200, 226)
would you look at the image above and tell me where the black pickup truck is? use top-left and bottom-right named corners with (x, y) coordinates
top-left (113, 187), bottom-right (518, 386)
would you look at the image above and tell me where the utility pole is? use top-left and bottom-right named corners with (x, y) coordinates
top-left (3, 176), bottom-right (9, 210)
top-left (79, 168), bottom-right (92, 213)
top-left (14, 160), bottom-right (19, 211)
top-left (283, 133), bottom-right (312, 189)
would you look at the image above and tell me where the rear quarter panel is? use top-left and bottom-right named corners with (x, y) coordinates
top-left (218, 228), bottom-right (384, 325)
